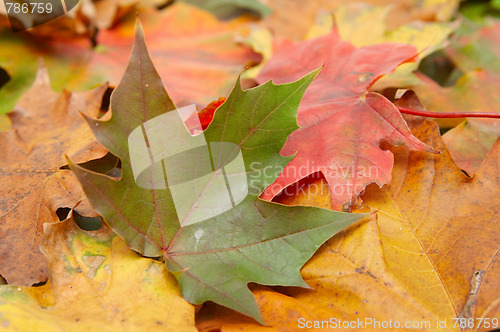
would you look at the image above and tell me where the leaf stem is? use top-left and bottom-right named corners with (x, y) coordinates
top-left (397, 106), bottom-right (500, 119)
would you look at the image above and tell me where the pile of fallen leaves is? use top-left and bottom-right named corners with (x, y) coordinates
top-left (0, 0), bottom-right (499, 331)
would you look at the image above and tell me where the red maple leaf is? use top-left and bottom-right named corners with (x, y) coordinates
top-left (185, 97), bottom-right (227, 134)
top-left (256, 31), bottom-right (436, 211)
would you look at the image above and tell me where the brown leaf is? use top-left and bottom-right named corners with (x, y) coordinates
top-left (0, 65), bottom-right (107, 286)
top-left (0, 0), bottom-right (169, 37)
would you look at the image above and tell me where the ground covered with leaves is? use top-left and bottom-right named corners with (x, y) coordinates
top-left (0, 0), bottom-right (499, 331)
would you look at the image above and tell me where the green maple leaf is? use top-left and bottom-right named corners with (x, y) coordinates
top-left (69, 20), bottom-right (366, 323)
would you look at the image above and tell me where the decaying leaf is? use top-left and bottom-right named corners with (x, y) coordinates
top-left (196, 119), bottom-right (500, 331)
top-left (0, 0), bottom-right (169, 36)
top-left (0, 0), bottom-right (82, 36)
top-left (0, 215), bottom-right (196, 331)
top-left (69, 20), bottom-right (366, 322)
top-left (256, 30), bottom-right (435, 211)
top-left (0, 65), bottom-right (107, 286)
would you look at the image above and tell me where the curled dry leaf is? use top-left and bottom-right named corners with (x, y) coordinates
top-left (0, 65), bottom-right (107, 286)
top-left (0, 215), bottom-right (197, 331)
top-left (0, 0), bottom-right (80, 37)
top-left (0, 0), bottom-right (168, 37)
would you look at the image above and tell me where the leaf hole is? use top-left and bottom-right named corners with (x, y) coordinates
top-left (0, 67), bottom-right (10, 90)
top-left (461, 169), bottom-right (471, 177)
top-left (32, 280), bottom-right (47, 287)
top-left (99, 87), bottom-right (114, 116)
top-left (56, 207), bottom-right (71, 221)
top-left (440, 127), bottom-right (452, 135)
